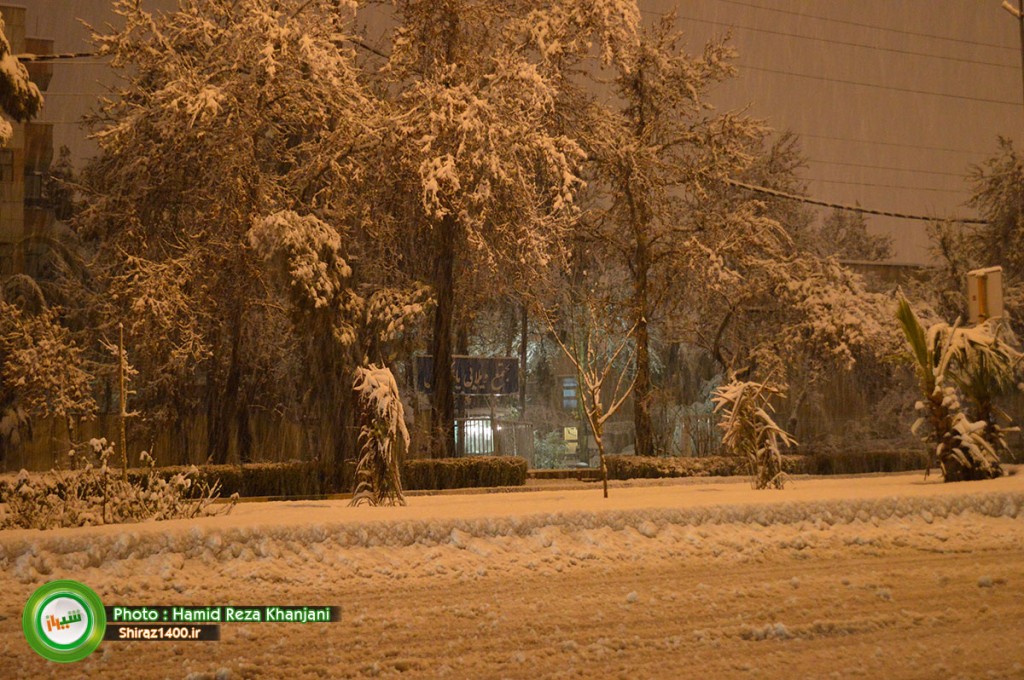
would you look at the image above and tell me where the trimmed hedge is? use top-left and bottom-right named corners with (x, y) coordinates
top-left (2, 456), bottom-right (529, 500)
top-left (124, 462), bottom-right (328, 498)
top-left (1, 461), bottom-right (336, 500)
top-left (143, 457), bottom-right (528, 496)
top-left (801, 449), bottom-right (931, 476)
top-left (402, 456), bottom-right (528, 491)
top-left (604, 454), bottom-right (806, 480)
top-left (604, 450), bottom-right (935, 481)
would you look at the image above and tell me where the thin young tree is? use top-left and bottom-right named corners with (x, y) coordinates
top-left (533, 248), bottom-right (637, 498)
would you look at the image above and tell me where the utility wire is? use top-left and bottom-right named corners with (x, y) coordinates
top-left (649, 10), bottom-right (1018, 71)
top-left (714, 0), bottom-right (1018, 53)
top-left (742, 63), bottom-right (1021, 107)
top-left (808, 159), bottom-right (967, 179)
top-left (724, 178), bottom-right (986, 224)
top-left (799, 132), bottom-right (983, 157)
top-left (807, 178), bottom-right (962, 194)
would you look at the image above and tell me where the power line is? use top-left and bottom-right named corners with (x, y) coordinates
top-left (742, 63), bottom-right (1022, 107)
top-left (725, 178), bottom-right (986, 224)
top-left (714, 0), bottom-right (1018, 53)
top-left (808, 158), bottom-right (968, 179)
top-left (654, 10), bottom-right (1017, 71)
top-left (799, 132), bottom-right (984, 157)
top-left (807, 177), bottom-right (963, 194)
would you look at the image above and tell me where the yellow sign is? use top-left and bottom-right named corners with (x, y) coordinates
top-left (564, 427), bottom-right (577, 442)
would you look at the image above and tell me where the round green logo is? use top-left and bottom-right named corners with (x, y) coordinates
top-left (23, 580), bottom-right (105, 663)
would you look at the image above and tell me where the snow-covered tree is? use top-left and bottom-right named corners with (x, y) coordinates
top-left (78, 0), bottom-right (375, 464)
top-left (965, 137), bottom-right (1024, 336)
top-left (370, 0), bottom-right (639, 457)
top-left (249, 209), bottom-right (429, 482)
top-left (654, 128), bottom-right (898, 440)
top-left (0, 282), bottom-right (96, 465)
top-left (925, 138), bottom-right (1024, 336)
top-left (577, 15), bottom-right (770, 458)
top-left (0, 10), bottom-right (43, 146)
top-left (815, 209), bottom-right (893, 262)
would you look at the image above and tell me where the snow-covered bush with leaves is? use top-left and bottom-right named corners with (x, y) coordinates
top-left (712, 379), bottom-right (796, 489)
top-left (533, 430), bottom-right (570, 469)
top-left (350, 365), bottom-right (407, 507)
top-left (1, 439), bottom-right (225, 530)
top-left (1, 297), bottom-right (96, 463)
top-left (896, 295), bottom-right (1016, 481)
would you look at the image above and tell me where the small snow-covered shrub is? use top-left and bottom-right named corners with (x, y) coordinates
top-left (402, 456), bottom-right (527, 490)
top-left (350, 365), bottom-right (407, 507)
top-left (712, 379), bottom-right (797, 489)
top-left (1, 439), bottom-right (226, 530)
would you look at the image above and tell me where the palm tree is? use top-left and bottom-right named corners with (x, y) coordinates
top-left (895, 294), bottom-right (1012, 481)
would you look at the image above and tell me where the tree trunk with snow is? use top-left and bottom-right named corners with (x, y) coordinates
top-left (430, 213), bottom-right (457, 459)
top-left (632, 237), bottom-right (653, 457)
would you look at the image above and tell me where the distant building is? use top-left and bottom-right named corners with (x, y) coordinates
top-left (839, 259), bottom-right (934, 293)
top-left (1, 4), bottom-right (54, 276)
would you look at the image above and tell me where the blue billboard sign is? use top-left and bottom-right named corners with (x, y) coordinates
top-left (415, 356), bottom-right (519, 395)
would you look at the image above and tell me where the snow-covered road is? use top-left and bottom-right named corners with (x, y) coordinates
top-left (2, 471), bottom-right (1024, 678)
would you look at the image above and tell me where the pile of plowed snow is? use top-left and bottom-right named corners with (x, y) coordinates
top-left (2, 471), bottom-right (1022, 585)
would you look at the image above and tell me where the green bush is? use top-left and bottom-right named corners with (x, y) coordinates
top-left (402, 456), bottom-right (528, 490)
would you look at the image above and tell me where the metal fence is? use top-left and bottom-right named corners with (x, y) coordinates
top-left (454, 417), bottom-right (534, 459)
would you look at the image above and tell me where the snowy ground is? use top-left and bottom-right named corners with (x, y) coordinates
top-left (2, 470), bottom-right (1024, 679)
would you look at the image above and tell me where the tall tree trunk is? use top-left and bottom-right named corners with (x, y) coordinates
top-left (519, 303), bottom-right (528, 417)
top-left (333, 362), bottom-right (356, 491)
top-left (430, 213), bottom-right (457, 458)
top-left (633, 239), bottom-right (653, 457)
top-left (455, 320), bottom-right (469, 457)
top-left (236, 395), bottom-right (253, 465)
top-left (210, 333), bottom-right (241, 465)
